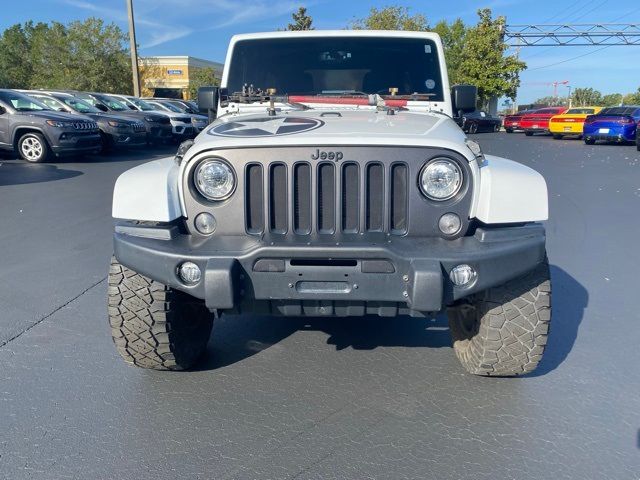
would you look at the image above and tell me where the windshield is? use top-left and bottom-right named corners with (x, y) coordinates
top-left (600, 107), bottom-right (638, 115)
top-left (169, 101), bottom-right (196, 113)
top-left (156, 101), bottom-right (182, 112)
top-left (566, 108), bottom-right (596, 114)
top-left (0, 91), bottom-right (50, 111)
top-left (97, 95), bottom-right (129, 111)
top-left (60, 97), bottom-right (100, 113)
top-left (128, 98), bottom-right (156, 111)
top-left (226, 37), bottom-right (444, 101)
top-left (31, 95), bottom-right (66, 111)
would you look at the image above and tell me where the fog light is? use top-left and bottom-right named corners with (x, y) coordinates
top-left (195, 212), bottom-right (216, 235)
top-left (449, 264), bottom-right (476, 286)
top-left (439, 213), bottom-right (462, 235)
top-left (178, 262), bottom-right (201, 284)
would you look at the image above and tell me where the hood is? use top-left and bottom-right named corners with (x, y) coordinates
top-left (86, 112), bottom-right (141, 123)
top-left (110, 110), bottom-right (165, 120)
top-left (25, 110), bottom-right (93, 122)
top-left (192, 109), bottom-right (472, 160)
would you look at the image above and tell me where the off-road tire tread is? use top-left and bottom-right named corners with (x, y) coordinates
top-left (108, 257), bottom-right (213, 370)
top-left (448, 258), bottom-right (551, 376)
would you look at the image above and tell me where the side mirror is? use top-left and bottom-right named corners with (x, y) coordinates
top-left (95, 103), bottom-right (108, 112)
top-left (58, 107), bottom-right (67, 112)
top-left (198, 86), bottom-right (220, 122)
top-left (451, 84), bottom-right (477, 116)
top-left (0, 106), bottom-right (5, 114)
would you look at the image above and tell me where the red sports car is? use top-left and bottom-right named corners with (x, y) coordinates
top-left (521, 107), bottom-right (568, 136)
top-left (503, 110), bottom-right (536, 133)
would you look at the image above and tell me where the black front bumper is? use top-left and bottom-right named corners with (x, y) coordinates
top-left (51, 131), bottom-right (102, 155)
top-left (113, 224), bottom-right (546, 315)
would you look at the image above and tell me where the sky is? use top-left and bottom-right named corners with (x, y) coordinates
top-left (1, 0), bottom-right (639, 104)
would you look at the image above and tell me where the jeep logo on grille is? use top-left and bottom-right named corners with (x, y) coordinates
top-left (209, 117), bottom-right (324, 137)
top-left (311, 149), bottom-right (343, 161)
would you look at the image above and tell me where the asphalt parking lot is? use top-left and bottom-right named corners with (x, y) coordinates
top-left (1, 134), bottom-right (639, 479)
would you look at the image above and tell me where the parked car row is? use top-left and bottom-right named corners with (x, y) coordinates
top-left (0, 88), bottom-right (209, 162)
top-left (502, 105), bottom-right (640, 151)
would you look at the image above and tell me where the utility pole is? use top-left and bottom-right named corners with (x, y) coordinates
top-left (126, 0), bottom-right (141, 96)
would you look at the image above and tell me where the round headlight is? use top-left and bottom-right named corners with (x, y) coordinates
top-left (194, 159), bottom-right (236, 201)
top-left (419, 159), bottom-right (463, 200)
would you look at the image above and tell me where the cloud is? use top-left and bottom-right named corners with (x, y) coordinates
top-left (62, 0), bottom-right (304, 49)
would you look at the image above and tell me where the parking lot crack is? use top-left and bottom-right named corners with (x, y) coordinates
top-left (0, 277), bottom-right (106, 348)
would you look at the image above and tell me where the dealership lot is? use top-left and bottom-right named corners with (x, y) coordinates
top-left (1, 135), bottom-right (639, 479)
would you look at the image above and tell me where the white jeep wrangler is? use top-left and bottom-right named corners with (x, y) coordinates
top-left (109, 31), bottom-right (551, 376)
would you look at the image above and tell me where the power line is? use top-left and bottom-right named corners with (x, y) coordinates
top-left (609, 6), bottom-right (640, 22)
top-left (569, 0), bottom-right (609, 23)
top-left (527, 44), bottom-right (613, 71)
top-left (540, 0), bottom-right (586, 24)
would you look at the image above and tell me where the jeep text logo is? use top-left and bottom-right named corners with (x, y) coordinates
top-left (311, 149), bottom-right (343, 161)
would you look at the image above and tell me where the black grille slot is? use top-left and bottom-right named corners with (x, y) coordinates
top-left (317, 163), bottom-right (336, 233)
top-left (293, 163), bottom-right (311, 234)
top-left (269, 163), bottom-right (288, 233)
top-left (366, 163), bottom-right (384, 231)
top-left (390, 163), bottom-right (408, 234)
top-left (245, 164), bottom-right (264, 234)
top-left (341, 163), bottom-right (359, 233)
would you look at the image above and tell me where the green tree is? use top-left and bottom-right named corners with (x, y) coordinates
top-left (622, 88), bottom-right (640, 105)
top-left (0, 18), bottom-right (130, 92)
top-left (286, 7), bottom-right (314, 31)
top-left (188, 67), bottom-right (219, 100)
top-left (457, 9), bottom-right (526, 107)
top-left (0, 23), bottom-right (36, 88)
top-left (571, 87), bottom-right (602, 106)
top-left (432, 18), bottom-right (467, 85)
top-left (351, 6), bottom-right (428, 31)
top-left (601, 93), bottom-right (623, 106)
top-left (532, 95), bottom-right (567, 107)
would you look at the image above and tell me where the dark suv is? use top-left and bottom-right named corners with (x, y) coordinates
top-left (24, 91), bottom-right (147, 152)
top-left (0, 89), bottom-right (101, 162)
top-left (68, 91), bottom-right (173, 144)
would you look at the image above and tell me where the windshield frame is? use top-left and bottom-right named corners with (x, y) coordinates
top-left (224, 34), bottom-right (446, 102)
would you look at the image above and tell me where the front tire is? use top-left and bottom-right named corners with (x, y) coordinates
top-left (448, 258), bottom-right (551, 376)
top-left (18, 132), bottom-right (50, 163)
top-left (584, 136), bottom-right (596, 145)
top-left (107, 257), bottom-right (213, 370)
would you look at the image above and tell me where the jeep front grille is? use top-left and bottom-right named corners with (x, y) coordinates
top-left (244, 161), bottom-right (408, 236)
top-left (132, 123), bottom-right (146, 132)
top-left (73, 122), bottom-right (97, 130)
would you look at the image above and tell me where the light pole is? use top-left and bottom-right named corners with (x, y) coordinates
top-left (126, 0), bottom-right (141, 97)
top-left (566, 85), bottom-right (572, 108)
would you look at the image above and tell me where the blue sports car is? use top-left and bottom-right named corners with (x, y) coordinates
top-left (583, 106), bottom-right (640, 145)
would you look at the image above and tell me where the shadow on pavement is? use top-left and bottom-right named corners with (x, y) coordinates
top-left (0, 162), bottom-right (83, 186)
top-left (200, 312), bottom-right (451, 371)
top-left (199, 264), bottom-right (587, 375)
top-left (81, 145), bottom-right (177, 163)
top-left (527, 264), bottom-right (588, 377)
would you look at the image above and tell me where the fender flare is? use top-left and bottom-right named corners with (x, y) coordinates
top-left (473, 154), bottom-right (548, 224)
top-left (112, 157), bottom-right (183, 221)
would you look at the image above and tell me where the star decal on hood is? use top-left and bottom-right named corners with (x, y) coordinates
top-left (210, 116), bottom-right (324, 137)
